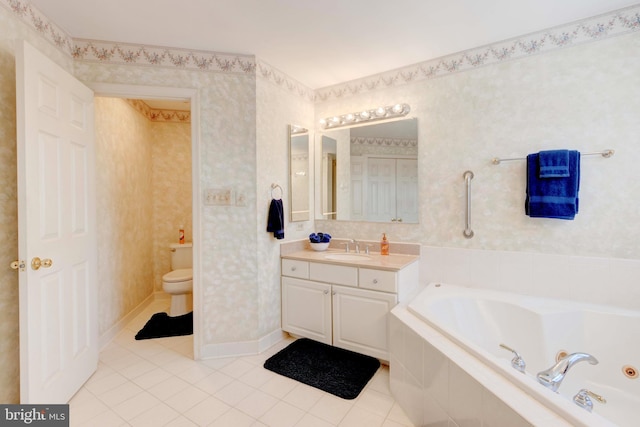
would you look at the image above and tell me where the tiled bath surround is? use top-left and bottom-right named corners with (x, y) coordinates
top-left (420, 246), bottom-right (640, 311)
top-left (389, 306), bottom-right (570, 427)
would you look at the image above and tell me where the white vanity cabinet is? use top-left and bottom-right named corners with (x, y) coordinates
top-left (281, 255), bottom-right (418, 360)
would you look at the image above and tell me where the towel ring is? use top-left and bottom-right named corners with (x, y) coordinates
top-left (271, 183), bottom-right (283, 200)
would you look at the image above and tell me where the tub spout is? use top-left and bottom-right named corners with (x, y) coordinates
top-left (536, 353), bottom-right (598, 392)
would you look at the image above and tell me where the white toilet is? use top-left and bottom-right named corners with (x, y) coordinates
top-left (162, 243), bottom-right (193, 316)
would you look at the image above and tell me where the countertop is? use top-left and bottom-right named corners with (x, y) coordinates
top-left (281, 249), bottom-right (419, 272)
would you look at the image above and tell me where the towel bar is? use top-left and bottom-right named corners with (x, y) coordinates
top-left (492, 149), bottom-right (614, 165)
top-left (463, 171), bottom-right (474, 238)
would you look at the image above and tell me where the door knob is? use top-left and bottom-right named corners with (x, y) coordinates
top-left (10, 260), bottom-right (26, 271)
top-left (31, 257), bottom-right (53, 270)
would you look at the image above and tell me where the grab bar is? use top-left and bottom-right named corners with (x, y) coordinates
top-left (463, 171), bottom-right (474, 238)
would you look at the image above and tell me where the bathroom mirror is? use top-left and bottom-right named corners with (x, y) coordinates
top-left (315, 118), bottom-right (418, 223)
top-left (288, 125), bottom-right (311, 222)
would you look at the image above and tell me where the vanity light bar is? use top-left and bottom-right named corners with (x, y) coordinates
top-left (290, 125), bottom-right (308, 135)
top-left (320, 103), bottom-right (410, 129)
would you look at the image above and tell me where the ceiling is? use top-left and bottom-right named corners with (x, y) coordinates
top-left (30, 0), bottom-right (637, 90)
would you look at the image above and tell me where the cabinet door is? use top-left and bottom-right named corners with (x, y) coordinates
top-left (281, 277), bottom-right (332, 344)
top-left (332, 285), bottom-right (397, 360)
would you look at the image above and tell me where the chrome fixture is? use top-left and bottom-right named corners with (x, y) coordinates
top-left (499, 344), bottom-right (526, 373)
top-left (573, 389), bottom-right (606, 412)
top-left (536, 352), bottom-right (598, 392)
top-left (320, 103), bottom-right (410, 129)
top-left (492, 149), bottom-right (614, 165)
top-left (463, 171), bottom-right (474, 238)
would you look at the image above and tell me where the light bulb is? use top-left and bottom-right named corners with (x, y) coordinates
top-left (375, 107), bottom-right (387, 117)
top-left (392, 104), bottom-right (404, 114)
top-left (360, 110), bottom-right (370, 120)
top-left (344, 113), bottom-right (355, 122)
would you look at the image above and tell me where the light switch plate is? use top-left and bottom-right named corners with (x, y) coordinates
top-left (204, 188), bottom-right (234, 206)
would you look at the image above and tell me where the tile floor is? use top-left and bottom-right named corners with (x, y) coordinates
top-left (69, 300), bottom-right (415, 427)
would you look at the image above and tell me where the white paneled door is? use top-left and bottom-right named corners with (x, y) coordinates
top-left (15, 40), bottom-right (98, 403)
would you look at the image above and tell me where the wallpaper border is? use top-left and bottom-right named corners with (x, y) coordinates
top-left (315, 4), bottom-right (640, 101)
top-left (2, 0), bottom-right (639, 103)
top-left (126, 99), bottom-right (191, 123)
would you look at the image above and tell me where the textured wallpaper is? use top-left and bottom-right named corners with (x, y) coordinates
top-left (315, 31), bottom-right (640, 262)
top-left (95, 97), bottom-right (155, 335)
top-left (256, 74), bottom-right (315, 339)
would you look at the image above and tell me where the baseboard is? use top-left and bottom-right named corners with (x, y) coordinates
top-left (98, 292), bottom-right (165, 350)
top-left (199, 329), bottom-right (287, 360)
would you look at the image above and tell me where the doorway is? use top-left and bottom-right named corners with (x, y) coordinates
top-left (91, 84), bottom-right (201, 358)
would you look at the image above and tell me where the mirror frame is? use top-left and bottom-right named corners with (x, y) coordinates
top-left (288, 124), bottom-right (311, 222)
top-left (314, 118), bottom-right (418, 223)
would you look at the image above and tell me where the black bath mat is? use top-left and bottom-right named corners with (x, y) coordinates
top-left (135, 311), bottom-right (193, 340)
top-left (263, 338), bottom-right (380, 399)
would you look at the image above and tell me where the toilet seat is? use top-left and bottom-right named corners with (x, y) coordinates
top-left (163, 268), bottom-right (193, 283)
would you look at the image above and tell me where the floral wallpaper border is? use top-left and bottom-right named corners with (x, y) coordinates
top-left (126, 99), bottom-right (191, 123)
top-left (2, 0), bottom-right (639, 103)
top-left (315, 4), bottom-right (640, 101)
top-left (351, 136), bottom-right (418, 148)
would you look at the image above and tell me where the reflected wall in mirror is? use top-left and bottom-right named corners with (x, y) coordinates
top-left (288, 125), bottom-right (310, 222)
top-left (315, 118), bottom-right (418, 223)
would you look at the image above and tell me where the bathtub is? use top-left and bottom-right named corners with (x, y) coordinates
top-left (390, 283), bottom-right (640, 427)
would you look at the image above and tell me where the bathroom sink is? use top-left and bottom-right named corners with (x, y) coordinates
top-left (324, 253), bottom-right (371, 261)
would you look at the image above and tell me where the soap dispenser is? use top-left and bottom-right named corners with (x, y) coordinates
top-left (179, 226), bottom-right (185, 244)
top-left (381, 233), bottom-right (389, 255)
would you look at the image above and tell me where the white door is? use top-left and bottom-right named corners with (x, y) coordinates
top-left (15, 40), bottom-right (98, 403)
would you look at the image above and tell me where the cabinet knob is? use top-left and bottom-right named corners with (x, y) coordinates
top-left (323, 290), bottom-right (329, 295)
top-left (373, 279), bottom-right (378, 284)
top-left (291, 266), bottom-right (297, 271)
top-left (332, 291), bottom-right (336, 295)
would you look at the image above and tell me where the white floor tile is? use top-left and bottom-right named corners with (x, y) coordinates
top-left (235, 389), bottom-right (279, 419)
top-left (128, 402), bottom-right (180, 427)
top-left (259, 400), bottom-right (305, 427)
top-left (183, 395), bottom-right (231, 426)
top-left (70, 302), bottom-right (416, 427)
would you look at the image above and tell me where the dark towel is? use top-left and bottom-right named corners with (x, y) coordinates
top-left (539, 149), bottom-right (570, 178)
top-left (267, 198), bottom-right (285, 239)
top-left (525, 150), bottom-right (580, 220)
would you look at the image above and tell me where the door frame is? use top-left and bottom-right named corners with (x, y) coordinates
top-left (89, 83), bottom-right (202, 359)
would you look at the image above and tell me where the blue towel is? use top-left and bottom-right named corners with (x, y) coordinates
top-left (267, 199), bottom-right (284, 239)
top-left (525, 150), bottom-right (580, 220)
top-left (539, 150), bottom-right (570, 178)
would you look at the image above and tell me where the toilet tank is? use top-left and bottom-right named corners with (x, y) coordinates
top-left (170, 243), bottom-right (193, 270)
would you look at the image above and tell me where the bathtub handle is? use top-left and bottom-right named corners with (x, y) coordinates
top-left (463, 171), bottom-right (474, 238)
top-left (573, 389), bottom-right (606, 412)
top-left (499, 343), bottom-right (526, 373)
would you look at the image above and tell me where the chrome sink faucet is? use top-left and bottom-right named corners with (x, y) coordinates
top-left (536, 353), bottom-right (598, 392)
top-left (351, 239), bottom-right (360, 253)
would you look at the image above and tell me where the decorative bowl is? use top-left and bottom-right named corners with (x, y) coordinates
top-left (310, 242), bottom-right (330, 251)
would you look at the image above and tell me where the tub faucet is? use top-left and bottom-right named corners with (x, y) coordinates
top-left (536, 353), bottom-right (598, 392)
